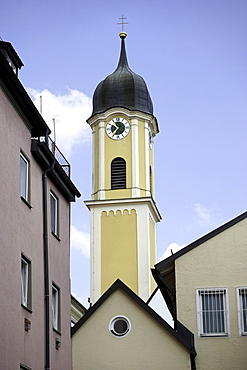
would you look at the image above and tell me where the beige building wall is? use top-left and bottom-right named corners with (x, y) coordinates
top-left (0, 82), bottom-right (72, 368)
top-left (72, 289), bottom-right (191, 370)
top-left (175, 217), bottom-right (247, 370)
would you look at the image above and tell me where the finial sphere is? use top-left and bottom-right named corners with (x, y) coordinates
top-left (119, 31), bottom-right (127, 39)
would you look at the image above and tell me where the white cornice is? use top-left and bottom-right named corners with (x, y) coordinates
top-left (84, 197), bottom-right (162, 222)
top-left (87, 108), bottom-right (159, 135)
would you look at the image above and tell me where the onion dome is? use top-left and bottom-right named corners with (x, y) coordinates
top-left (91, 32), bottom-right (153, 117)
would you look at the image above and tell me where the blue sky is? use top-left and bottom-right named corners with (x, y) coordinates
top-left (2, 0), bottom-right (247, 306)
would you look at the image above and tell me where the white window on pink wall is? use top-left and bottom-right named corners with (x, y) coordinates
top-left (50, 191), bottom-right (59, 236)
top-left (20, 152), bottom-right (29, 202)
top-left (21, 255), bottom-right (31, 310)
top-left (52, 283), bottom-right (60, 332)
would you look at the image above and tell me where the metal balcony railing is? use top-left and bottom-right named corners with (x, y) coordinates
top-left (46, 136), bottom-right (70, 177)
top-left (35, 136), bottom-right (70, 177)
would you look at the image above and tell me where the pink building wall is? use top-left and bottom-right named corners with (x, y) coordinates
top-left (0, 68), bottom-right (74, 368)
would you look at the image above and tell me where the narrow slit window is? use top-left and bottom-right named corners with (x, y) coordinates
top-left (21, 255), bottom-right (31, 309)
top-left (52, 284), bottom-right (60, 331)
top-left (20, 152), bottom-right (29, 201)
top-left (111, 157), bottom-right (126, 189)
top-left (50, 191), bottom-right (58, 236)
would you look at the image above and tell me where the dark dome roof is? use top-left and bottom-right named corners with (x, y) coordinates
top-left (91, 33), bottom-right (153, 118)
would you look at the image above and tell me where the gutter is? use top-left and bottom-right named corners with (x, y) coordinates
top-left (42, 153), bottom-right (55, 370)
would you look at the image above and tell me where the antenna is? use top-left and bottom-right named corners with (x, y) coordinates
top-left (53, 118), bottom-right (56, 146)
top-left (40, 95), bottom-right (42, 115)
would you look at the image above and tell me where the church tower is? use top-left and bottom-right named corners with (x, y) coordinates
top-left (85, 32), bottom-right (161, 304)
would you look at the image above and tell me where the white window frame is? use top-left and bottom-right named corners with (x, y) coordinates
top-left (50, 191), bottom-right (58, 236)
top-left (52, 284), bottom-right (60, 331)
top-left (21, 255), bottom-right (31, 309)
top-left (197, 288), bottom-right (229, 337)
top-left (20, 364), bottom-right (32, 370)
top-left (109, 316), bottom-right (131, 338)
top-left (20, 152), bottom-right (29, 201)
top-left (237, 287), bottom-right (247, 336)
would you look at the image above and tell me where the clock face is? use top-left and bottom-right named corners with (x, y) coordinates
top-left (106, 117), bottom-right (130, 140)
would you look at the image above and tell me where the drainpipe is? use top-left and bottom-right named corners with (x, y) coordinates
top-left (42, 157), bottom-right (55, 370)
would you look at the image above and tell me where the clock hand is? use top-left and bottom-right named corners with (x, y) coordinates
top-left (112, 127), bottom-right (119, 136)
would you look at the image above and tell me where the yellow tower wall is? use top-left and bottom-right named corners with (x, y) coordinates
top-left (86, 108), bottom-right (161, 303)
top-left (149, 216), bottom-right (156, 291)
top-left (101, 209), bottom-right (138, 294)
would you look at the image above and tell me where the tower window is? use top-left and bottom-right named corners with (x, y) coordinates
top-left (111, 157), bottom-right (126, 189)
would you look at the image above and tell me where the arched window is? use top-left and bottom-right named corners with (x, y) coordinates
top-left (111, 157), bottom-right (126, 189)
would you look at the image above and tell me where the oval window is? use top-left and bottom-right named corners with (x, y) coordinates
top-left (109, 316), bottom-right (131, 337)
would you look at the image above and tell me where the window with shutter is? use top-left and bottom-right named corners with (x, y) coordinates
top-left (111, 157), bottom-right (126, 189)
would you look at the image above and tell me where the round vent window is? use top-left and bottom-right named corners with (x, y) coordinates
top-left (109, 316), bottom-right (131, 337)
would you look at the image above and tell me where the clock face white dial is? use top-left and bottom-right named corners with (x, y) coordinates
top-left (106, 117), bottom-right (130, 140)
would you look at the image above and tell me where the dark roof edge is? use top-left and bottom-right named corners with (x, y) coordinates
top-left (31, 140), bottom-right (81, 201)
top-left (151, 268), bottom-right (176, 319)
top-left (0, 52), bottom-right (50, 137)
top-left (71, 279), bottom-right (195, 353)
top-left (0, 41), bottom-right (24, 68)
top-left (71, 294), bottom-right (87, 313)
top-left (155, 211), bottom-right (247, 271)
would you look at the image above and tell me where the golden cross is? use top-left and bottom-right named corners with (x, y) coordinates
top-left (117, 15), bottom-right (128, 32)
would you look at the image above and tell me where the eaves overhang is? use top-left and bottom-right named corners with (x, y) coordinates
top-left (151, 267), bottom-right (176, 320)
top-left (155, 210), bottom-right (247, 275)
top-left (0, 52), bottom-right (50, 137)
top-left (0, 41), bottom-right (24, 70)
top-left (31, 139), bottom-right (81, 202)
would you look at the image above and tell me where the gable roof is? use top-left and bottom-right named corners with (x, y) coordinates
top-left (155, 211), bottom-right (247, 272)
top-left (153, 211), bottom-right (247, 321)
top-left (71, 279), bottom-right (196, 355)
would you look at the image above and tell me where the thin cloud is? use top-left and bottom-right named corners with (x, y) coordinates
top-left (193, 203), bottom-right (222, 227)
top-left (27, 87), bottom-right (92, 157)
top-left (70, 225), bottom-right (90, 258)
top-left (160, 242), bottom-right (186, 261)
top-left (193, 203), bottom-right (211, 225)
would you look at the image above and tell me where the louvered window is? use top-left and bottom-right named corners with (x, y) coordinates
top-left (111, 157), bottom-right (126, 189)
